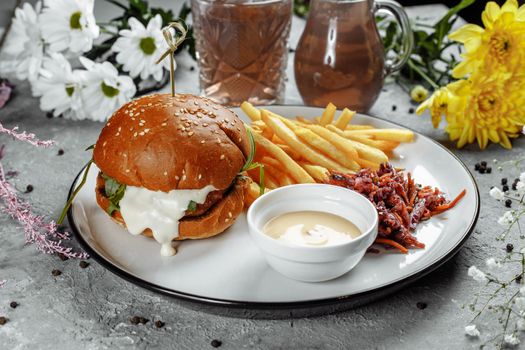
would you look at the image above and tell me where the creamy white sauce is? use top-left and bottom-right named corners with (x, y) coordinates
top-left (263, 211), bottom-right (360, 247)
top-left (119, 185), bottom-right (216, 256)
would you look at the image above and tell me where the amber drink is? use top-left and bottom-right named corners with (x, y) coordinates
top-left (191, 0), bottom-right (292, 106)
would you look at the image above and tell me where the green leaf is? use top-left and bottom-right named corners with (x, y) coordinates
top-left (187, 200), bottom-right (197, 212)
top-left (103, 0), bottom-right (128, 10)
top-left (129, 0), bottom-right (149, 14)
top-left (57, 159), bottom-right (94, 225)
top-left (241, 127), bottom-right (256, 172)
top-left (433, 0), bottom-right (476, 48)
top-left (178, 3), bottom-right (191, 21)
top-left (101, 174), bottom-right (126, 213)
top-left (85, 144), bottom-right (95, 151)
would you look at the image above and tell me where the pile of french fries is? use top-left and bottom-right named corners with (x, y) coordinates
top-left (240, 102), bottom-right (415, 207)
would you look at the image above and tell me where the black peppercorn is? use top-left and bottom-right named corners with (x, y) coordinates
top-left (479, 167), bottom-right (486, 174)
top-left (57, 149), bottom-right (64, 156)
top-left (392, 105), bottom-right (397, 111)
top-left (502, 178), bottom-right (508, 185)
top-left (211, 340), bottom-right (222, 348)
top-left (503, 185), bottom-right (509, 192)
top-left (481, 161), bottom-right (487, 167)
top-left (0, 316), bottom-right (7, 325)
top-left (506, 243), bottom-right (514, 252)
top-left (57, 253), bottom-right (69, 261)
top-left (487, 167), bottom-right (492, 173)
top-left (51, 269), bottom-right (62, 276)
top-left (9, 301), bottom-right (18, 309)
top-left (79, 261), bottom-right (90, 269)
top-left (475, 163), bottom-right (480, 170)
top-left (513, 183), bottom-right (518, 191)
top-left (154, 320), bottom-right (165, 328)
top-left (130, 316), bottom-right (148, 325)
top-left (190, 66), bottom-right (195, 71)
top-left (416, 302), bottom-right (427, 310)
top-left (505, 199), bottom-right (512, 208)
top-left (25, 185), bottom-right (33, 193)
top-left (408, 107), bottom-right (415, 114)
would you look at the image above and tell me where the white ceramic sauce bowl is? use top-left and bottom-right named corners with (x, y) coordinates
top-left (247, 184), bottom-right (379, 282)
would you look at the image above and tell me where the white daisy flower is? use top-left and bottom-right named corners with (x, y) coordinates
top-left (0, 2), bottom-right (44, 83)
top-left (78, 57), bottom-right (136, 122)
top-left (489, 187), bottom-right (505, 201)
top-left (32, 53), bottom-right (84, 119)
top-left (39, 0), bottom-right (99, 54)
top-left (464, 324), bottom-right (480, 337)
top-left (468, 266), bottom-right (487, 283)
top-left (504, 334), bottom-right (520, 346)
top-left (111, 15), bottom-right (171, 82)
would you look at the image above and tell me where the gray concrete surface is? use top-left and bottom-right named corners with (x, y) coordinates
top-left (0, 3), bottom-right (522, 350)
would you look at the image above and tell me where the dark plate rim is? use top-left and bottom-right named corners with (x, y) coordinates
top-left (67, 105), bottom-right (480, 309)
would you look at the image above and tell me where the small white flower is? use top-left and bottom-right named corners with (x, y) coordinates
top-left (517, 181), bottom-right (525, 196)
top-left (468, 266), bottom-right (487, 283)
top-left (518, 318), bottom-right (525, 331)
top-left (39, 0), bottom-right (99, 54)
top-left (489, 187), bottom-right (505, 200)
top-left (78, 57), bottom-right (136, 122)
top-left (498, 211), bottom-right (516, 226)
top-left (32, 53), bottom-right (84, 119)
top-left (505, 334), bottom-right (520, 346)
top-left (485, 257), bottom-right (501, 270)
top-left (112, 15), bottom-right (171, 82)
top-left (516, 297), bottom-right (525, 311)
top-left (465, 324), bottom-right (480, 337)
top-left (0, 2), bottom-right (44, 83)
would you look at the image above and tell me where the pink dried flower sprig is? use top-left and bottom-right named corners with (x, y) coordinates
top-left (0, 122), bottom-right (88, 269)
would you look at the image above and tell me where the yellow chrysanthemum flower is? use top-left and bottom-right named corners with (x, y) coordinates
top-left (448, 0), bottom-right (525, 77)
top-left (416, 85), bottom-right (463, 128)
top-left (445, 72), bottom-right (525, 149)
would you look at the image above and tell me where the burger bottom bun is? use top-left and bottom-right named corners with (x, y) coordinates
top-left (95, 174), bottom-right (247, 240)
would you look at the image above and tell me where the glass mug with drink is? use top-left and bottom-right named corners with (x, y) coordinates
top-left (294, 0), bottom-right (413, 112)
top-left (191, 0), bottom-right (293, 106)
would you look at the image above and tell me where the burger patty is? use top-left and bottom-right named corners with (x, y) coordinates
top-left (96, 172), bottom-right (226, 217)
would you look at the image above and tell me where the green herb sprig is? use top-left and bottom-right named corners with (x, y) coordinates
top-left (241, 127), bottom-right (265, 196)
top-left (101, 174), bottom-right (126, 215)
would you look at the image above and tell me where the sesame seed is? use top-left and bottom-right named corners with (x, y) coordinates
top-left (238, 138), bottom-right (242, 142)
top-left (228, 212), bottom-right (232, 218)
top-left (133, 132), bottom-right (138, 137)
top-left (203, 123), bottom-right (208, 127)
top-left (220, 154), bottom-right (225, 160)
top-left (129, 113), bottom-right (134, 117)
top-left (188, 131), bottom-right (194, 136)
top-left (144, 128), bottom-right (150, 133)
top-left (200, 140), bottom-right (205, 144)
top-left (123, 154), bottom-right (127, 157)
top-left (217, 138), bottom-right (221, 144)
top-left (224, 218), bottom-right (229, 222)
top-left (126, 169), bottom-right (130, 173)
top-left (198, 174), bottom-right (202, 179)
top-left (141, 109), bottom-right (145, 112)
top-left (181, 127), bottom-right (186, 131)
top-left (182, 175), bottom-right (187, 181)
top-left (115, 133), bottom-right (120, 136)
top-left (139, 132), bottom-right (145, 136)
top-left (148, 103), bottom-right (152, 106)
top-left (163, 171), bottom-right (168, 176)
top-left (161, 122), bottom-right (167, 126)
top-left (193, 100), bottom-right (199, 105)
top-left (103, 141), bottom-right (107, 147)
top-left (175, 175), bottom-right (180, 180)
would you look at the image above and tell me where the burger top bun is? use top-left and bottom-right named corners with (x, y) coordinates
top-left (93, 93), bottom-right (250, 192)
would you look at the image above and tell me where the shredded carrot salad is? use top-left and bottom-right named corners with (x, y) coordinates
top-left (328, 163), bottom-right (466, 254)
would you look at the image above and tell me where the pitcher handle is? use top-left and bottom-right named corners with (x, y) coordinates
top-left (375, 0), bottom-right (414, 75)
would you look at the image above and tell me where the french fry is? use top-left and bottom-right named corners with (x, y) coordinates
top-left (295, 127), bottom-right (360, 171)
top-left (261, 111), bottom-right (351, 173)
top-left (249, 126), bottom-right (314, 183)
top-left (345, 129), bottom-right (414, 142)
top-left (296, 116), bottom-right (313, 124)
top-left (241, 101), bottom-right (261, 121)
top-left (314, 116), bottom-right (321, 124)
top-left (345, 125), bottom-right (375, 130)
top-left (277, 144), bottom-right (302, 160)
top-left (301, 124), bottom-right (359, 160)
top-left (329, 126), bottom-right (399, 151)
top-left (320, 102), bottom-right (337, 126)
top-left (271, 134), bottom-right (285, 144)
top-left (299, 162), bottom-right (330, 182)
top-left (334, 108), bottom-right (355, 129)
top-left (279, 174), bottom-right (295, 186)
top-left (265, 172), bottom-right (279, 189)
top-left (356, 158), bottom-right (380, 171)
top-left (260, 156), bottom-right (283, 170)
top-left (326, 125), bottom-right (388, 164)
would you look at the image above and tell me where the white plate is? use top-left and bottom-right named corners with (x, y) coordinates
top-left (68, 105), bottom-right (479, 308)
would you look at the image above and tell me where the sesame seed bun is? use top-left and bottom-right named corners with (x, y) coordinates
top-left (92, 93), bottom-right (250, 241)
top-left (93, 93), bottom-right (250, 192)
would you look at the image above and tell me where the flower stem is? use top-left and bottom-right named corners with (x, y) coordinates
top-left (407, 59), bottom-right (440, 90)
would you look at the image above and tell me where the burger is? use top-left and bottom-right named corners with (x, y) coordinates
top-left (92, 93), bottom-right (250, 256)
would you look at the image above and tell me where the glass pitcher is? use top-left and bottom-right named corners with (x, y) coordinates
top-left (294, 0), bottom-right (413, 112)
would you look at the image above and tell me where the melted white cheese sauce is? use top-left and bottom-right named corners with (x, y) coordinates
top-left (119, 185), bottom-right (216, 256)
